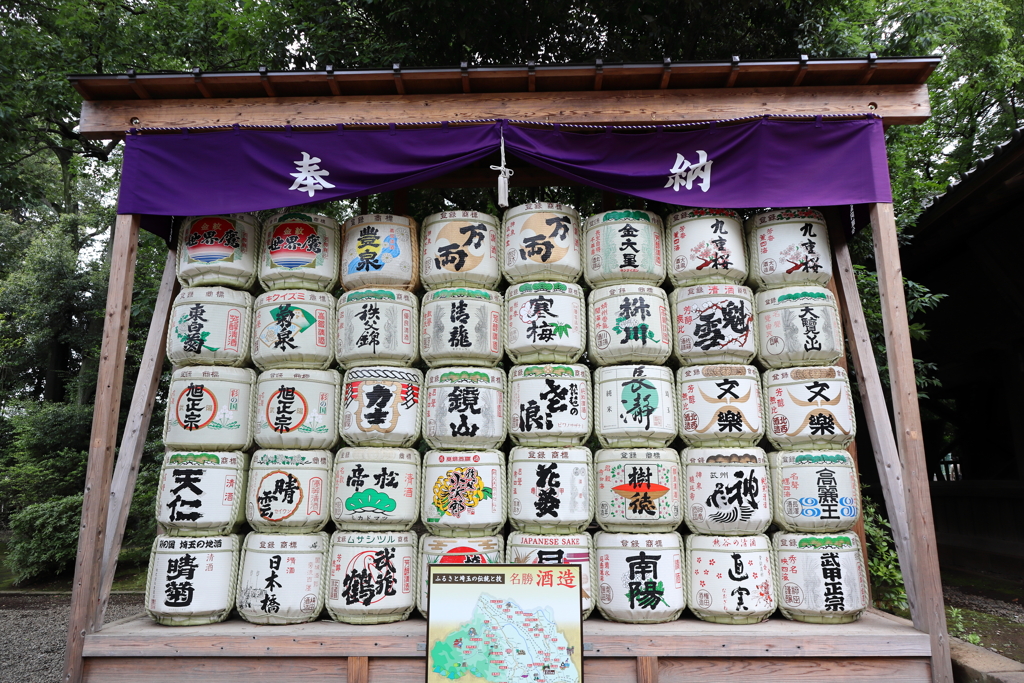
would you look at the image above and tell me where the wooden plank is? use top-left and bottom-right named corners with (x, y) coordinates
top-left (586, 658), bottom-right (638, 683)
top-left (63, 214), bottom-right (141, 683)
top-left (83, 657), bottom-right (347, 682)
top-left (656, 657), bottom-right (931, 682)
top-left (79, 84), bottom-right (932, 139)
top-left (637, 656), bottom-right (659, 683)
top-left (349, 656), bottom-right (368, 683)
top-left (869, 202), bottom-right (953, 683)
top-left (95, 251), bottom-right (178, 627)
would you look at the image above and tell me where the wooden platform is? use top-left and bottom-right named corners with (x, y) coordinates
top-left (83, 609), bottom-right (932, 682)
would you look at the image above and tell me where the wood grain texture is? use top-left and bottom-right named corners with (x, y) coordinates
top-left (63, 214), bottom-right (140, 683)
top-left (637, 656), bottom-right (659, 683)
top-left (870, 202), bottom-right (953, 683)
top-left (83, 657), bottom-right (347, 682)
top-left (368, 657), bottom-right (424, 682)
top-left (78, 84), bottom-right (931, 138)
top-left (585, 658), bottom-right (638, 683)
top-left (657, 656), bottom-right (931, 681)
top-left (348, 656), bottom-right (368, 683)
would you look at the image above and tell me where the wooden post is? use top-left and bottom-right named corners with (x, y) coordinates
top-left (869, 202), bottom-right (952, 683)
top-left (348, 656), bottom-right (369, 683)
top-left (63, 214), bottom-right (141, 683)
top-left (94, 251), bottom-right (178, 627)
top-left (636, 656), bottom-right (659, 683)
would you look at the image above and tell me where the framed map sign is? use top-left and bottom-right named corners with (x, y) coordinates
top-left (426, 563), bottom-right (584, 683)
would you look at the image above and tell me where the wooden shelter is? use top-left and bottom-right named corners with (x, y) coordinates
top-left (63, 56), bottom-right (952, 683)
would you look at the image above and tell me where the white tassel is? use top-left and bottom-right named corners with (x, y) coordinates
top-left (490, 127), bottom-right (514, 208)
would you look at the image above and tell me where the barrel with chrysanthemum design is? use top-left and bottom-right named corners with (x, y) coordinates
top-left (421, 450), bottom-right (505, 537)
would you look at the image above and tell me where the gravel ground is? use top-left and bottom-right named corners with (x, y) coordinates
top-left (944, 585), bottom-right (1024, 624)
top-left (0, 593), bottom-right (143, 683)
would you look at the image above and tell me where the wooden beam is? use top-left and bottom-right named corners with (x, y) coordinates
top-left (259, 67), bottom-right (275, 97)
top-left (78, 84), bottom-right (932, 139)
top-left (792, 55), bottom-right (809, 87)
top-left (636, 656), bottom-right (659, 683)
top-left (594, 59), bottom-right (604, 91)
top-left (869, 202), bottom-right (953, 683)
top-left (192, 69), bottom-right (213, 98)
top-left (725, 56), bottom-right (740, 88)
top-left (348, 656), bottom-right (368, 683)
top-left (63, 214), bottom-right (141, 683)
top-left (325, 66), bottom-right (341, 96)
top-left (94, 251), bottom-right (178, 627)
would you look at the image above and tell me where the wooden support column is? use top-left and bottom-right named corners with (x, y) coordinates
top-left (636, 656), bottom-right (659, 683)
top-left (348, 656), bottom-right (369, 683)
top-left (94, 251), bottom-right (179, 627)
top-left (63, 214), bottom-right (141, 683)
top-left (869, 202), bottom-right (952, 683)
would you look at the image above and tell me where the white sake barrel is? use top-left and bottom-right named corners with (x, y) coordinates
top-left (507, 531), bottom-right (597, 618)
top-left (424, 367), bottom-right (506, 450)
top-left (594, 449), bottom-right (683, 532)
top-left (259, 211), bottom-right (340, 291)
top-left (583, 209), bottom-right (666, 287)
top-left (167, 287), bottom-right (251, 367)
top-left (686, 534), bottom-right (776, 624)
top-left (508, 447), bottom-right (593, 533)
top-left (421, 210), bottom-right (501, 290)
top-left (508, 364), bottom-right (591, 446)
top-left (254, 369), bottom-right (340, 450)
top-left (340, 366), bottom-right (422, 447)
top-left (156, 451), bottom-right (246, 536)
top-left (769, 450), bottom-right (861, 533)
top-left (589, 284), bottom-right (671, 366)
top-left (332, 447), bottom-right (420, 531)
top-left (236, 532), bottom-right (328, 624)
top-left (682, 447), bottom-right (771, 536)
top-left (327, 530), bottom-right (417, 623)
top-left (595, 531), bottom-right (685, 623)
top-left (176, 213), bottom-right (259, 289)
top-left (422, 450), bottom-right (505, 537)
top-left (335, 288), bottom-right (418, 368)
top-left (667, 208), bottom-right (747, 286)
top-left (163, 366), bottom-right (254, 451)
top-left (502, 202), bottom-right (582, 283)
top-left (677, 365), bottom-right (764, 447)
top-left (420, 287), bottom-right (503, 367)
top-left (595, 365), bottom-right (676, 448)
top-left (746, 208), bottom-right (832, 289)
top-left (505, 281), bottom-right (586, 364)
top-left (671, 284), bottom-right (756, 366)
top-left (146, 534), bottom-right (239, 626)
top-left (246, 450), bottom-right (332, 533)
top-left (756, 286), bottom-right (842, 369)
top-left (764, 366), bottom-right (856, 450)
top-left (417, 534), bottom-right (504, 616)
top-left (775, 532), bottom-right (867, 623)
top-left (341, 214), bottom-right (418, 291)
top-left (252, 290), bottom-right (334, 371)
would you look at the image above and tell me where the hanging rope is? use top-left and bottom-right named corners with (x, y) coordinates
top-left (490, 124), bottom-right (514, 207)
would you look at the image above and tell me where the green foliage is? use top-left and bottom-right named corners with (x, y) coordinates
top-left (947, 607), bottom-right (984, 645)
top-left (862, 492), bottom-right (909, 613)
top-left (4, 494), bottom-right (85, 584)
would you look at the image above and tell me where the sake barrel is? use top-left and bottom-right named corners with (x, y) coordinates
top-left (167, 287), bottom-right (252, 367)
top-left (424, 367), bottom-right (506, 450)
top-left (176, 213), bottom-right (259, 289)
top-left (422, 450), bottom-right (505, 537)
top-left (340, 366), bottom-right (422, 447)
top-left (156, 451), bottom-right (247, 536)
top-left (508, 364), bottom-right (591, 446)
top-left (507, 531), bottom-right (597, 618)
top-left (332, 447), bottom-right (420, 531)
top-left (327, 530), bottom-right (418, 623)
top-left (595, 365), bottom-right (676, 448)
top-left (335, 288), bottom-right (418, 368)
top-left (774, 532), bottom-right (868, 623)
top-left (252, 290), bottom-right (334, 371)
top-left (746, 208), bottom-right (832, 289)
top-left (421, 209), bottom-right (501, 290)
top-left (589, 284), bottom-right (672, 366)
top-left (769, 450), bottom-right (861, 533)
top-left (502, 202), bottom-right (582, 284)
top-left (508, 447), bottom-right (593, 533)
top-left (341, 213), bottom-right (419, 291)
top-left (583, 209), bottom-right (666, 287)
top-left (246, 450), bottom-right (332, 533)
top-left (756, 285), bottom-right (842, 369)
top-left (667, 208), bottom-right (747, 286)
top-left (417, 534), bottom-right (504, 616)
top-left (594, 449), bottom-right (683, 532)
top-left (595, 531), bottom-right (686, 623)
top-left (259, 211), bottom-right (340, 291)
top-left (505, 281), bottom-right (586, 364)
top-left (254, 369), bottom-right (340, 450)
top-left (686, 534), bottom-right (776, 624)
top-left (146, 534), bottom-right (239, 626)
top-left (236, 532), bottom-right (328, 624)
top-left (676, 365), bottom-right (764, 447)
top-left (764, 366), bottom-right (856, 450)
top-left (682, 447), bottom-right (772, 536)
top-left (420, 287), bottom-right (503, 367)
top-left (163, 366), bottom-right (254, 451)
top-left (671, 284), bottom-right (756, 366)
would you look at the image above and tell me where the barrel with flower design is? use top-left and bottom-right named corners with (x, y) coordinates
top-left (421, 210), bottom-right (501, 290)
top-left (253, 369), bottom-right (340, 450)
top-left (670, 284), bottom-right (756, 366)
top-left (745, 208), bottom-right (832, 290)
top-left (417, 534), bottom-right (504, 616)
top-left (676, 365), bottom-right (764, 447)
top-left (773, 531), bottom-right (868, 623)
top-left (685, 533), bottom-right (777, 624)
top-left (166, 287), bottom-right (252, 367)
top-left (245, 450), bottom-right (332, 534)
top-left (176, 213), bottom-right (259, 289)
top-left (502, 202), bottom-right (582, 284)
top-left (341, 214), bottom-right (419, 291)
top-left (327, 530), bottom-right (418, 624)
top-left (236, 532), bottom-right (328, 625)
top-left (259, 211), bottom-right (340, 291)
top-left (421, 450), bottom-right (505, 537)
top-left (163, 366), bottom-right (255, 452)
top-left (667, 208), bottom-right (747, 286)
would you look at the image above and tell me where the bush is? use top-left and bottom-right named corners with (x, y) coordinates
top-left (4, 494), bottom-right (84, 584)
top-left (862, 492), bottom-right (909, 613)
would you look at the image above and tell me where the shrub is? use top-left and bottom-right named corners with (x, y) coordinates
top-left (4, 494), bottom-right (84, 584)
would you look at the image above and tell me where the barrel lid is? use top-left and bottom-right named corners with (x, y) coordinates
top-left (748, 208), bottom-right (825, 231)
top-left (422, 287), bottom-right (502, 305)
top-left (677, 364), bottom-right (759, 381)
top-left (667, 208), bottom-right (741, 225)
top-left (339, 288), bottom-right (416, 305)
top-left (155, 533), bottom-right (239, 552)
top-left (773, 531), bottom-right (860, 550)
top-left (764, 365), bottom-right (848, 385)
top-left (251, 449), bottom-right (333, 468)
top-left (331, 530), bottom-right (418, 546)
top-left (594, 531), bottom-right (682, 550)
top-left (509, 364), bottom-right (589, 381)
top-left (683, 447), bottom-right (766, 465)
top-left (687, 533), bottom-right (770, 551)
top-left (595, 448), bottom-right (679, 464)
top-left (162, 451), bottom-right (246, 468)
top-left (173, 286), bottom-right (252, 307)
top-left (508, 446), bottom-right (591, 463)
top-left (245, 531), bottom-right (329, 552)
top-left (755, 284), bottom-right (835, 307)
top-left (504, 202), bottom-right (580, 223)
top-left (507, 531), bottom-right (591, 546)
top-left (426, 367), bottom-right (505, 386)
top-left (584, 209), bottom-right (663, 230)
top-left (171, 365), bottom-right (254, 383)
top-left (595, 364), bottom-right (673, 382)
top-left (423, 210), bottom-right (499, 229)
top-left (424, 450), bottom-right (504, 467)
top-left (506, 281), bottom-right (583, 298)
top-left (343, 213), bottom-right (415, 231)
top-left (344, 366), bottom-right (423, 383)
top-left (183, 213), bottom-right (258, 228)
top-left (335, 447), bottom-right (420, 462)
top-left (767, 450), bottom-right (854, 467)
top-left (257, 368), bottom-right (341, 386)
top-left (265, 210), bottom-right (340, 231)
top-left (255, 289), bottom-right (334, 306)
top-left (671, 283), bottom-right (754, 301)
